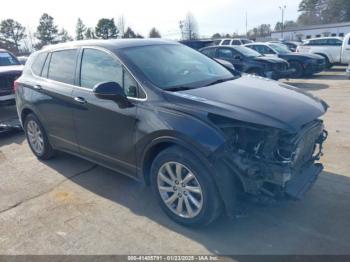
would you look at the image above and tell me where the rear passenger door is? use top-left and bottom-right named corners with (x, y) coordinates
top-left (72, 48), bottom-right (139, 176)
top-left (34, 49), bottom-right (79, 153)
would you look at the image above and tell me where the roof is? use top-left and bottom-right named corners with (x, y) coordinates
top-left (273, 21), bottom-right (350, 33)
top-left (42, 39), bottom-right (178, 52)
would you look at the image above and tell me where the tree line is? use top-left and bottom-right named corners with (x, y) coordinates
top-left (0, 14), bottom-right (162, 55)
top-left (212, 0), bottom-right (350, 39)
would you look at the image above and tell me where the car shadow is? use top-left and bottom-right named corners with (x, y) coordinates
top-left (43, 152), bottom-right (350, 254)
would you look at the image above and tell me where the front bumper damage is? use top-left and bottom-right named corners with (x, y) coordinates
top-left (210, 119), bottom-right (327, 216)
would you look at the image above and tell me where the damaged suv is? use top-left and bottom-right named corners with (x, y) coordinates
top-left (15, 39), bottom-right (328, 226)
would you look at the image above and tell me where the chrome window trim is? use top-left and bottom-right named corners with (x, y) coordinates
top-left (30, 46), bottom-right (148, 102)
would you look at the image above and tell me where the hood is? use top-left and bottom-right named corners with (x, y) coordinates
top-left (165, 75), bottom-right (327, 133)
top-left (280, 52), bottom-right (323, 60)
top-left (251, 56), bottom-right (287, 64)
top-left (0, 65), bottom-right (23, 76)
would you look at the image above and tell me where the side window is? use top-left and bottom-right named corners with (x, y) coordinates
top-left (222, 40), bottom-right (231, 45)
top-left (327, 38), bottom-right (342, 46)
top-left (31, 52), bottom-right (47, 76)
top-left (217, 48), bottom-right (233, 59)
top-left (201, 48), bottom-right (216, 57)
top-left (80, 48), bottom-right (122, 90)
top-left (231, 40), bottom-right (241, 45)
top-left (339, 33), bottom-right (344, 37)
top-left (48, 49), bottom-right (77, 85)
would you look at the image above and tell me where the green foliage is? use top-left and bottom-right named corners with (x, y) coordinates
top-left (211, 33), bottom-right (222, 39)
top-left (149, 27), bottom-right (161, 38)
top-left (76, 18), bottom-right (86, 40)
top-left (85, 28), bottom-right (96, 39)
top-left (95, 18), bottom-right (118, 39)
top-left (248, 24), bottom-right (271, 38)
top-left (36, 13), bottom-right (58, 48)
top-left (0, 19), bottom-right (26, 52)
top-left (298, 0), bottom-right (350, 25)
top-left (57, 28), bottom-right (73, 43)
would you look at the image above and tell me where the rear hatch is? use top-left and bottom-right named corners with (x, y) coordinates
top-left (0, 66), bottom-right (23, 96)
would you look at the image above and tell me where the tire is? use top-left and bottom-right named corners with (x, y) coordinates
top-left (150, 146), bottom-right (223, 227)
top-left (289, 61), bottom-right (304, 78)
top-left (24, 113), bottom-right (55, 160)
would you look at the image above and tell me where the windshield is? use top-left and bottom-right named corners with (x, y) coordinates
top-left (0, 52), bottom-right (20, 66)
top-left (121, 44), bottom-right (234, 90)
top-left (234, 46), bottom-right (262, 57)
top-left (269, 43), bottom-right (291, 54)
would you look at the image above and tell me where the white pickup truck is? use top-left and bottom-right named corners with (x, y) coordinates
top-left (297, 33), bottom-right (350, 68)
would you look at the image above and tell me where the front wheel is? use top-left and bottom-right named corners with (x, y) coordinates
top-left (289, 61), bottom-right (304, 78)
top-left (151, 146), bottom-right (223, 226)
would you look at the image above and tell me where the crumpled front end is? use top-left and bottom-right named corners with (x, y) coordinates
top-left (209, 114), bottom-right (327, 214)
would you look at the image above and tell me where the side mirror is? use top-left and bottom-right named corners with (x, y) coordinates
top-left (93, 81), bottom-right (132, 108)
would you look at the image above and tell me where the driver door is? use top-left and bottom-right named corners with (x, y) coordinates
top-left (72, 48), bottom-right (139, 177)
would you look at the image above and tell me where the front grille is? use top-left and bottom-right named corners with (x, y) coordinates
top-left (0, 74), bottom-right (20, 92)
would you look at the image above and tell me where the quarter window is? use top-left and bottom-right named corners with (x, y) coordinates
top-left (48, 49), bottom-right (77, 85)
top-left (80, 49), bottom-right (123, 90)
top-left (31, 52), bottom-right (47, 76)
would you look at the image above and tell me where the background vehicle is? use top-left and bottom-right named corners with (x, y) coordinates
top-left (0, 49), bottom-right (23, 106)
top-left (269, 41), bottom-right (301, 52)
top-left (297, 35), bottom-right (350, 68)
top-left (200, 45), bottom-right (293, 80)
top-left (179, 40), bottom-right (214, 50)
top-left (245, 42), bottom-right (326, 78)
top-left (215, 38), bottom-right (253, 46)
top-left (346, 64), bottom-right (350, 79)
top-left (17, 56), bottom-right (29, 65)
top-left (16, 39), bottom-right (327, 226)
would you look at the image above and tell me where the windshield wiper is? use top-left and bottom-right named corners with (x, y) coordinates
top-left (164, 86), bottom-right (194, 92)
top-left (205, 77), bottom-right (236, 87)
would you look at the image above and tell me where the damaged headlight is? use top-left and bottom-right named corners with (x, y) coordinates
top-left (208, 114), bottom-right (279, 158)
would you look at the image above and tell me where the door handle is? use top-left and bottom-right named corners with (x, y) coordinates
top-left (74, 97), bottom-right (87, 104)
top-left (33, 84), bottom-right (42, 90)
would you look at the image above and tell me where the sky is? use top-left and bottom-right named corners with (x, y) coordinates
top-left (0, 0), bottom-right (300, 39)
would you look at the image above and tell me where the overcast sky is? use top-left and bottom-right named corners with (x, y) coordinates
top-left (0, 0), bottom-right (300, 39)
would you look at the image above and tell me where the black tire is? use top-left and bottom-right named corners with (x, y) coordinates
top-left (150, 146), bottom-right (223, 227)
top-left (24, 113), bottom-right (55, 160)
top-left (289, 61), bottom-right (304, 78)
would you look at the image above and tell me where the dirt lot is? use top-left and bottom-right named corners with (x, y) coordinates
top-left (0, 68), bottom-right (349, 255)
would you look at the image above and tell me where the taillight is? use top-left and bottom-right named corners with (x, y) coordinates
top-left (13, 80), bottom-right (19, 92)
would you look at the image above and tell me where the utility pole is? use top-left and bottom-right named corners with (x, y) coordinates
top-left (279, 5), bottom-right (286, 40)
top-left (245, 12), bottom-right (248, 37)
top-left (179, 20), bottom-right (184, 40)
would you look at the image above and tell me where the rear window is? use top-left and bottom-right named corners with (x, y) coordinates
top-left (0, 51), bottom-right (20, 66)
top-left (48, 49), bottom-right (77, 85)
top-left (31, 52), bottom-right (48, 76)
top-left (222, 40), bottom-right (231, 45)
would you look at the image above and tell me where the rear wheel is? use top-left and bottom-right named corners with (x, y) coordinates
top-left (24, 114), bottom-right (55, 160)
top-left (289, 61), bottom-right (304, 78)
top-left (151, 146), bottom-right (223, 226)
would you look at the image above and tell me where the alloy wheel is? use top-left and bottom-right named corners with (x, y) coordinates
top-left (26, 120), bottom-right (44, 155)
top-left (157, 161), bottom-right (203, 218)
